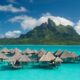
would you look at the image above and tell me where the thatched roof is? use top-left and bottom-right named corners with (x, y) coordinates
top-left (60, 50), bottom-right (77, 59)
top-left (19, 55), bottom-right (31, 62)
top-left (71, 52), bottom-right (77, 57)
top-left (23, 48), bottom-right (33, 54)
top-left (33, 50), bottom-right (38, 54)
top-left (11, 48), bottom-right (21, 53)
top-left (55, 57), bottom-right (63, 62)
top-left (54, 49), bottom-right (62, 57)
top-left (6, 57), bottom-right (16, 62)
top-left (39, 48), bottom-right (46, 53)
top-left (0, 53), bottom-right (8, 59)
top-left (0, 48), bottom-right (9, 53)
top-left (39, 52), bottom-right (55, 61)
top-left (12, 53), bottom-right (22, 59)
top-left (6, 52), bottom-right (22, 62)
top-left (7, 53), bottom-right (31, 62)
top-left (38, 48), bottom-right (46, 57)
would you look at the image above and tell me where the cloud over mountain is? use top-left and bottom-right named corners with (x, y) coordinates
top-left (9, 13), bottom-right (74, 31)
top-left (75, 20), bottom-right (80, 35)
top-left (38, 13), bottom-right (74, 26)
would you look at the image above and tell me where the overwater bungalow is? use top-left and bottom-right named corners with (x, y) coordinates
top-left (60, 50), bottom-right (77, 63)
top-left (0, 48), bottom-right (10, 54)
top-left (39, 52), bottom-right (55, 67)
top-left (12, 53), bottom-right (22, 60)
top-left (23, 48), bottom-right (33, 56)
top-left (38, 48), bottom-right (46, 58)
top-left (19, 55), bottom-right (31, 63)
top-left (11, 48), bottom-right (21, 54)
top-left (6, 53), bottom-right (22, 64)
top-left (6, 53), bottom-right (23, 69)
top-left (23, 49), bottom-right (39, 62)
top-left (6, 52), bottom-right (32, 69)
top-left (19, 55), bottom-right (32, 67)
top-left (9, 60), bottom-right (22, 69)
top-left (33, 50), bottom-right (38, 54)
top-left (0, 53), bottom-right (8, 61)
top-left (0, 48), bottom-right (79, 69)
top-left (54, 57), bottom-right (63, 64)
top-left (30, 53), bottom-right (38, 63)
top-left (54, 49), bottom-right (63, 57)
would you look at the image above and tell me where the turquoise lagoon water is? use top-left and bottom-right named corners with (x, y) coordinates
top-left (0, 45), bottom-right (80, 54)
top-left (0, 45), bottom-right (80, 80)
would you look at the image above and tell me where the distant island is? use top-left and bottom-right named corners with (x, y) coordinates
top-left (0, 18), bottom-right (80, 45)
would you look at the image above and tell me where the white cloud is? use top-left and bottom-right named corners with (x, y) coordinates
top-left (40, 13), bottom-right (74, 26)
top-left (5, 30), bottom-right (21, 38)
top-left (0, 4), bottom-right (27, 13)
top-left (8, 13), bottom-right (74, 31)
top-left (8, 16), bottom-right (30, 23)
top-left (9, 15), bottom-right (37, 30)
top-left (74, 20), bottom-right (80, 35)
top-left (21, 18), bottom-right (37, 30)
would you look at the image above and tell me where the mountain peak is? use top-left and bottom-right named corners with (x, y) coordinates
top-left (20, 18), bottom-right (79, 42)
top-left (48, 18), bottom-right (56, 26)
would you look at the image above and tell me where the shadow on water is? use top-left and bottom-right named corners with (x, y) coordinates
top-left (0, 65), bottom-right (23, 71)
top-left (29, 65), bottom-right (59, 70)
top-left (0, 65), bottom-right (59, 71)
top-left (0, 62), bottom-right (61, 71)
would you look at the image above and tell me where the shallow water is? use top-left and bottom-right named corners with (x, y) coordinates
top-left (0, 63), bottom-right (80, 80)
top-left (0, 45), bottom-right (80, 80)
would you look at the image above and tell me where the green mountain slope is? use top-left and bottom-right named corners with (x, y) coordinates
top-left (0, 18), bottom-right (80, 45)
top-left (19, 18), bottom-right (80, 44)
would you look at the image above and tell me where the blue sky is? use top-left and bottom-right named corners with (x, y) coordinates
top-left (0, 0), bottom-right (80, 38)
